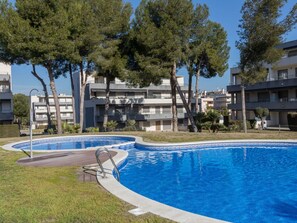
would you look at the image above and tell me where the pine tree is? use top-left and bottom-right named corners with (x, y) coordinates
top-left (127, 0), bottom-right (194, 132)
top-left (92, 0), bottom-right (132, 131)
top-left (185, 4), bottom-right (229, 113)
top-left (0, 0), bottom-right (73, 134)
top-left (237, 0), bottom-right (297, 133)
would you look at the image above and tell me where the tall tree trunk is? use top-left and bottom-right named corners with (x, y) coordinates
top-left (241, 84), bottom-right (247, 133)
top-left (187, 72), bottom-right (193, 126)
top-left (31, 64), bottom-right (52, 129)
top-left (195, 68), bottom-right (201, 113)
top-left (175, 78), bottom-right (197, 132)
top-left (103, 75), bottom-right (111, 131)
top-left (170, 61), bottom-right (178, 132)
top-left (46, 64), bottom-right (62, 134)
top-left (79, 62), bottom-right (88, 133)
top-left (69, 64), bottom-right (76, 124)
top-left (187, 73), bottom-right (193, 109)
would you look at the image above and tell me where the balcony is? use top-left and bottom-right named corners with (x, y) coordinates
top-left (228, 100), bottom-right (297, 111)
top-left (35, 115), bottom-right (74, 121)
top-left (0, 91), bottom-right (13, 100)
top-left (88, 97), bottom-right (186, 106)
top-left (0, 74), bottom-right (10, 82)
top-left (227, 78), bottom-right (297, 93)
top-left (96, 112), bottom-right (186, 122)
top-left (0, 112), bottom-right (13, 121)
top-left (89, 83), bottom-right (188, 92)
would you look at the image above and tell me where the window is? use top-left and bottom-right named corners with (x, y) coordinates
top-left (278, 90), bottom-right (288, 102)
top-left (245, 93), bottom-right (250, 103)
top-left (142, 107), bottom-right (150, 113)
top-left (278, 69), bottom-right (288, 80)
top-left (126, 92), bottom-right (135, 98)
top-left (143, 121), bottom-right (150, 127)
top-left (258, 92), bottom-right (270, 102)
top-left (163, 120), bottom-right (171, 130)
top-left (152, 92), bottom-right (161, 98)
top-left (177, 106), bottom-right (184, 113)
top-left (288, 49), bottom-right (297, 57)
top-left (162, 106), bottom-right (171, 114)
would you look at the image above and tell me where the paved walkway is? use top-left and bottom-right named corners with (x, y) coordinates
top-left (17, 150), bottom-right (117, 182)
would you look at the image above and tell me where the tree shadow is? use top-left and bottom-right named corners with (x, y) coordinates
top-left (272, 199), bottom-right (297, 220)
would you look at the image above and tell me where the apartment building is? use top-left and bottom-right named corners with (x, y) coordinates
top-left (31, 94), bottom-right (74, 129)
top-left (227, 40), bottom-right (297, 127)
top-left (194, 89), bottom-right (231, 112)
top-left (0, 63), bottom-right (13, 124)
top-left (74, 73), bottom-right (189, 131)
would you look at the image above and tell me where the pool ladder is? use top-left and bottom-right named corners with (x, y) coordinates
top-left (95, 147), bottom-right (120, 182)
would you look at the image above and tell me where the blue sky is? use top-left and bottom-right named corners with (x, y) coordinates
top-left (12, 0), bottom-right (297, 95)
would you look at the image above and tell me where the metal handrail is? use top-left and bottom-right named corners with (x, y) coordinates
top-left (94, 147), bottom-right (120, 181)
top-left (104, 147), bottom-right (120, 181)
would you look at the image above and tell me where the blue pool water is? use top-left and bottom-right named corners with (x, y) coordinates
top-left (13, 136), bottom-right (134, 150)
top-left (119, 143), bottom-right (297, 222)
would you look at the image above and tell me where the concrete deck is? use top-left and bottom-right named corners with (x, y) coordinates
top-left (17, 150), bottom-right (117, 182)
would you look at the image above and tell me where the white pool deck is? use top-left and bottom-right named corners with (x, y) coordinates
top-left (3, 136), bottom-right (297, 223)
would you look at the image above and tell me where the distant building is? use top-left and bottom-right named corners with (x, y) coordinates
top-left (31, 94), bottom-right (74, 129)
top-left (193, 89), bottom-right (231, 112)
top-left (73, 73), bottom-right (189, 131)
top-left (227, 40), bottom-right (297, 127)
top-left (0, 63), bottom-right (13, 124)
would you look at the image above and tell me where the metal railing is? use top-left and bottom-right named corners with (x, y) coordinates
top-left (83, 147), bottom-right (120, 181)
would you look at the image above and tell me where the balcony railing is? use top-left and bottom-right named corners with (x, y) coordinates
top-left (227, 78), bottom-right (297, 92)
top-left (96, 112), bottom-right (186, 122)
top-left (0, 74), bottom-right (10, 82)
top-left (228, 100), bottom-right (297, 110)
top-left (0, 112), bottom-right (13, 121)
top-left (0, 91), bottom-right (13, 100)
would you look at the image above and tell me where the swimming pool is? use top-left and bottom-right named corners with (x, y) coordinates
top-left (118, 142), bottom-right (297, 223)
top-left (9, 136), bottom-right (135, 151)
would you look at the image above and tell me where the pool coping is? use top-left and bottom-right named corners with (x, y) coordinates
top-left (1, 135), bottom-right (136, 152)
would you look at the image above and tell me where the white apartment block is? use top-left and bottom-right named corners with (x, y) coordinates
top-left (0, 63), bottom-right (13, 124)
top-left (31, 94), bottom-right (74, 129)
top-left (227, 40), bottom-right (297, 127)
top-left (73, 72), bottom-right (189, 131)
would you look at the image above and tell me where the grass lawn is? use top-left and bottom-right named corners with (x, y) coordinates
top-left (0, 130), bottom-right (296, 223)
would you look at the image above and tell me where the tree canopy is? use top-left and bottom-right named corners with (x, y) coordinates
top-left (236, 0), bottom-right (297, 133)
top-left (13, 93), bottom-right (29, 126)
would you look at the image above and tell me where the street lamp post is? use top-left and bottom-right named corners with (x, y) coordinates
top-left (29, 88), bottom-right (39, 159)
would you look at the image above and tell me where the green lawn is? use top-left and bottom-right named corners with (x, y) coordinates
top-left (0, 131), bottom-right (296, 223)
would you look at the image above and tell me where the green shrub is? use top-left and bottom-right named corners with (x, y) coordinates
top-left (47, 128), bottom-right (55, 135)
top-left (229, 120), bottom-right (242, 132)
top-left (123, 120), bottom-right (137, 131)
top-left (202, 121), bottom-right (212, 132)
top-left (85, 127), bottom-right (99, 133)
top-left (248, 120), bottom-right (257, 129)
top-left (287, 113), bottom-right (297, 131)
top-left (0, 124), bottom-right (19, 138)
top-left (106, 120), bottom-right (118, 132)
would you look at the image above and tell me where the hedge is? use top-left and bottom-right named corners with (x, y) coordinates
top-left (0, 124), bottom-right (20, 138)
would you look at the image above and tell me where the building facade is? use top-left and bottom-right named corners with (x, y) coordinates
top-left (31, 94), bottom-right (74, 129)
top-left (0, 63), bottom-right (13, 124)
top-left (73, 73), bottom-right (189, 131)
top-left (227, 40), bottom-right (297, 127)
